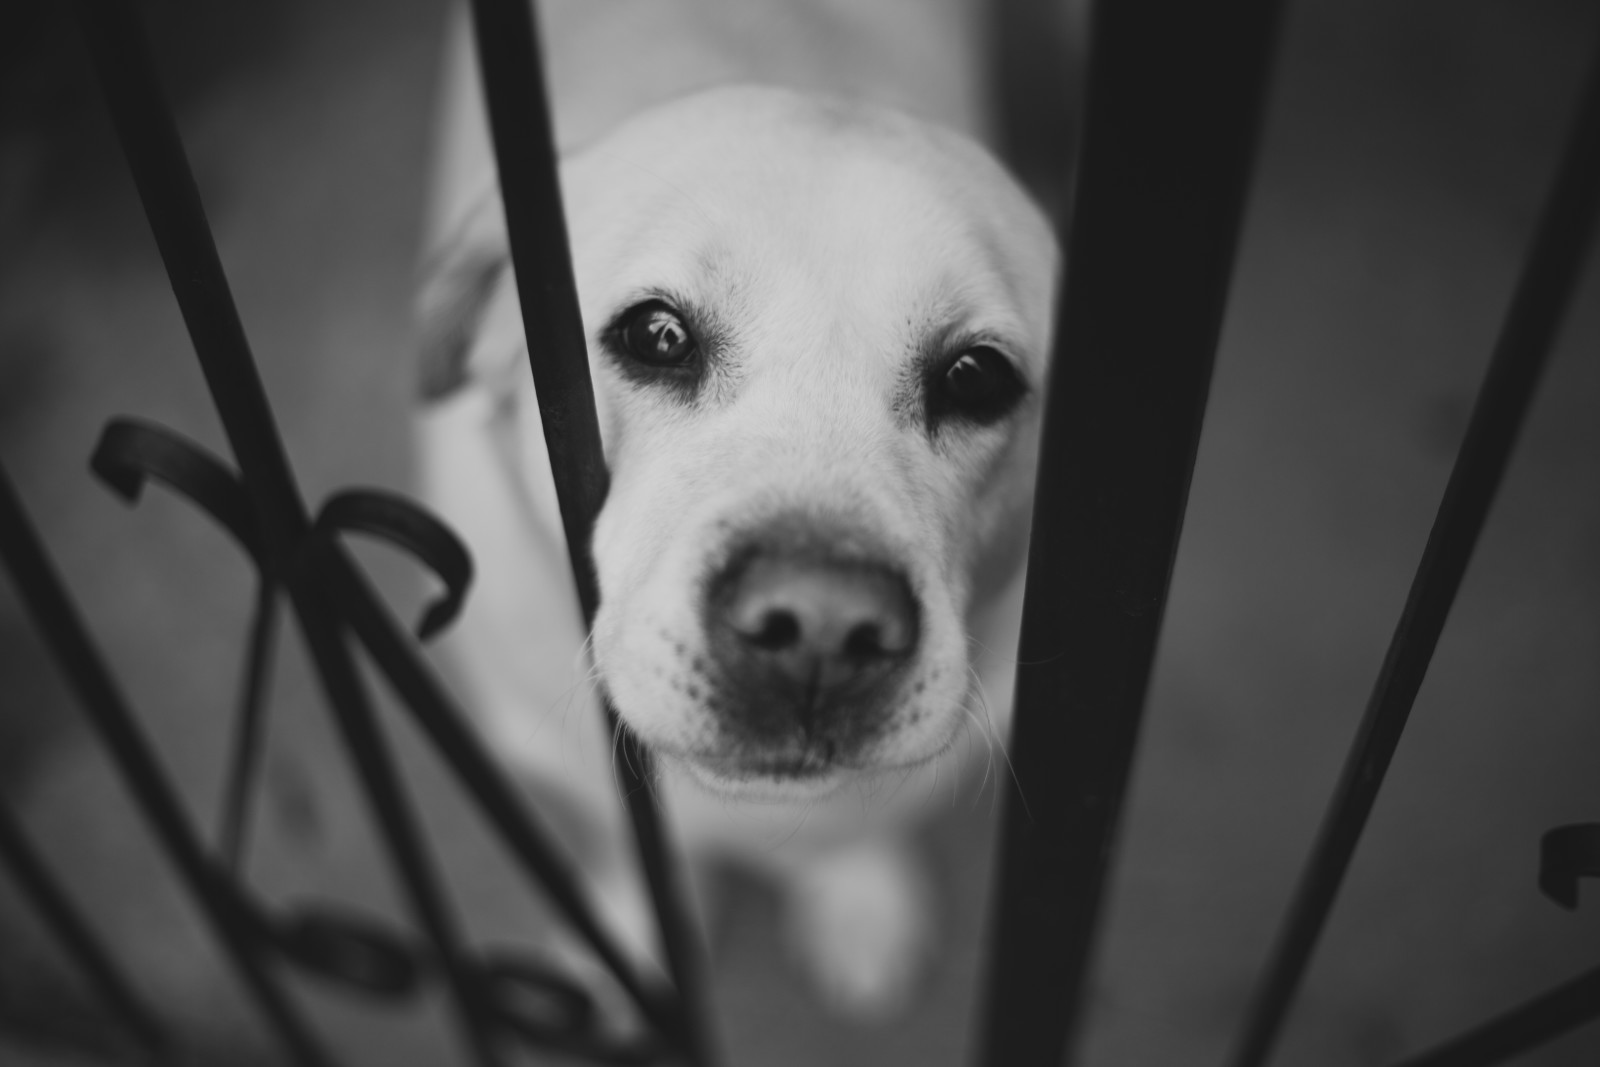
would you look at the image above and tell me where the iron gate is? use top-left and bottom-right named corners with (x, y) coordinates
top-left (1, 0), bottom-right (1598, 1064)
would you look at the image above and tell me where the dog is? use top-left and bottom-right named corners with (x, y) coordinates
top-left (414, 0), bottom-right (1059, 1019)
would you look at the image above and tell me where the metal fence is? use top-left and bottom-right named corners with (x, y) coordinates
top-left (1, 0), bottom-right (1597, 1064)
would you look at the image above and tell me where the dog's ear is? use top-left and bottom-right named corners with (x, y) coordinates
top-left (414, 193), bottom-right (524, 403)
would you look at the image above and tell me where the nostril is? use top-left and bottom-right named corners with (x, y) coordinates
top-left (748, 609), bottom-right (801, 651)
top-left (712, 549), bottom-right (919, 685)
top-left (843, 621), bottom-right (885, 660)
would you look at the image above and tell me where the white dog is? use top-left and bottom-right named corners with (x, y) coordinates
top-left (414, 0), bottom-right (1058, 1019)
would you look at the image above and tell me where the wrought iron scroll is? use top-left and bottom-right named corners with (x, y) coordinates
top-left (975, 2), bottom-right (1284, 1065)
top-left (0, 0), bottom-right (712, 1063)
top-left (1540, 824), bottom-right (1600, 911)
top-left (1227, 31), bottom-right (1600, 1067)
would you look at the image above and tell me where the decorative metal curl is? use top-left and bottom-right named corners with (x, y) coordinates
top-left (83, 412), bottom-right (675, 1063)
top-left (90, 418), bottom-right (280, 870)
top-left (312, 488), bottom-right (473, 641)
top-left (225, 890), bottom-right (664, 1061)
top-left (1539, 823), bottom-right (1600, 911)
top-left (91, 418), bottom-right (260, 556)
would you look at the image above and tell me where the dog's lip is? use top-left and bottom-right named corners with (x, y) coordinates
top-left (681, 763), bottom-right (847, 802)
top-left (703, 753), bottom-right (836, 778)
top-left (667, 747), bottom-right (854, 799)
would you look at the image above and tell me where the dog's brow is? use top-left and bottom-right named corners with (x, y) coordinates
top-left (603, 149), bottom-right (724, 234)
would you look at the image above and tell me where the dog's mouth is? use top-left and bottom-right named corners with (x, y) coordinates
top-left (667, 740), bottom-right (858, 799)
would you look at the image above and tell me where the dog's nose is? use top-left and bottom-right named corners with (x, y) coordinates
top-left (707, 549), bottom-right (918, 738)
top-left (727, 556), bottom-right (916, 679)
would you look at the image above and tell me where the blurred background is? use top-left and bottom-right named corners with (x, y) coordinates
top-left (1, 0), bottom-right (1597, 1064)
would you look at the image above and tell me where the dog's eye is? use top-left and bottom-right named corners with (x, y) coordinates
top-left (619, 302), bottom-right (699, 367)
top-left (936, 346), bottom-right (1025, 423)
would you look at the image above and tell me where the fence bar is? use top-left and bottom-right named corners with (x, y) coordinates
top-left (976, 2), bottom-right (1282, 1065)
top-left (0, 464), bottom-right (336, 1067)
top-left (1387, 964), bottom-right (1600, 1067)
top-left (0, 797), bottom-right (169, 1057)
top-left (1227, 38), bottom-right (1600, 1067)
top-left (218, 585), bottom-right (279, 869)
top-left (465, 0), bottom-right (715, 1061)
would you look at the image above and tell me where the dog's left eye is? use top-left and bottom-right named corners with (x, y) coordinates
top-left (935, 346), bottom-right (1025, 424)
top-left (619, 302), bottom-right (699, 367)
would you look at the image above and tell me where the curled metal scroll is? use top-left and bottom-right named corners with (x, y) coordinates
top-left (226, 890), bottom-right (664, 1060)
top-left (91, 418), bottom-right (260, 556)
top-left (1539, 823), bottom-right (1600, 911)
top-left (90, 419), bottom-right (279, 869)
top-left (85, 414), bottom-right (669, 1062)
top-left (312, 488), bottom-right (473, 641)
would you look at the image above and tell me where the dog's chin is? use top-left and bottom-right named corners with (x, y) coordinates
top-left (665, 751), bottom-right (854, 803)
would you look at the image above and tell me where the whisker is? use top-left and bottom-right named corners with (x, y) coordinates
top-left (609, 709), bottom-right (630, 797)
top-left (881, 764), bottom-right (917, 808)
top-left (768, 804), bottom-right (812, 853)
top-left (964, 664), bottom-right (1030, 822)
top-left (966, 630), bottom-right (1063, 669)
top-left (958, 704), bottom-right (995, 809)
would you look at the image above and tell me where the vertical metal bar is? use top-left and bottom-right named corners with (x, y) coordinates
top-left (464, 1), bottom-right (716, 1061)
top-left (1386, 964), bottom-right (1600, 1067)
top-left (73, 3), bottom-right (504, 1061)
top-left (218, 584), bottom-right (278, 869)
top-left (462, 0), bottom-right (606, 602)
top-left (0, 464), bottom-right (336, 1067)
top-left (1227, 38), bottom-right (1600, 1067)
top-left (0, 799), bottom-right (169, 1058)
top-left (976, 2), bottom-right (1283, 1065)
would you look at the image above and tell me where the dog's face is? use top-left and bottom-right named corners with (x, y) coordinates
top-left (430, 88), bottom-right (1056, 801)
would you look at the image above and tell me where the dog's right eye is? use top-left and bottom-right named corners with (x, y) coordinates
top-left (617, 302), bottom-right (699, 367)
top-left (927, 345), bottom-right (1027, 428)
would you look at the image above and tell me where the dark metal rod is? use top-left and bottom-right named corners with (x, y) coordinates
top-left (465, 0), bottom-right (716, 1061)
top-left (975, 1), bottom-right (1283, 1065)
top-left (0, 464), bottom-right (336, 1067)
top-left (463, 0), bottom-right (607, 612)
top-left (0, 797), bottom-right (169, 1057)
top-left (1387, 964), bottom-right (1600, 1067)
top-left (1226, 38), bottom-right (1600, 1067)
top-left (219, 583), bottom-right (279, 869)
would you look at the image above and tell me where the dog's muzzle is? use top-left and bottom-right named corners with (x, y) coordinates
top-left (701, 523), bottom-right (920, 769)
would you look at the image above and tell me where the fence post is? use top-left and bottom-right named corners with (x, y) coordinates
top-left (976, 2), bottom-right (1282, 1064)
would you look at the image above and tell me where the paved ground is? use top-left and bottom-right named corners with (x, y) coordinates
top-left (1, 1), bottom-right (1597, 1065)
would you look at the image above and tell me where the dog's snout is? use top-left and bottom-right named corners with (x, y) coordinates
top-left (706, 542), bottom-right (919, 748)
top-left (726, 556), bottom-right (916, 682)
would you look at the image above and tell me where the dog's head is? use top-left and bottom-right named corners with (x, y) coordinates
top-left (424, 87), bottom-right (1056, 800)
